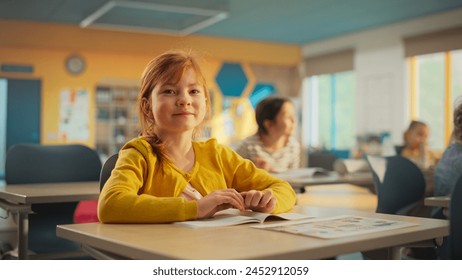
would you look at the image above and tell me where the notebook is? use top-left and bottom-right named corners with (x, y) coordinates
top-left (175, 209), bottom-right (312, 228)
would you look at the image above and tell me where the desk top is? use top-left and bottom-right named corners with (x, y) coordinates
top-left (286, 172), bottom-right (374, 192)
top-left (424, 196), bottom-right (450, 208)
top-left (0, 181), bottom-right (100, 204)
top-left (57, 206), bottom-right (448, 260)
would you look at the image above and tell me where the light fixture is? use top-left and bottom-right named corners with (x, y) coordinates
top-left (80, 0), bottom-right (229, 36)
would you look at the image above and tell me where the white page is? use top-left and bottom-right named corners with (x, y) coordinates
top-left (175, 209), bottom-right (312, 228)
top-left (253, 215), bottom-right (417, 239)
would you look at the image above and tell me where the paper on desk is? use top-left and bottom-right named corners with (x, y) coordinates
top-left (333, 159), bottom-right (370, 175)
top-left (272, 168), bottom-right (329, 180)
top-left (366, 155), bottom-right (386, 183)
top-left (252, 215), bottom-right (417, 239)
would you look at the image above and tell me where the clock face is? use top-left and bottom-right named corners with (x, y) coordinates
top-left (65, 54), bottom-right (85, 75)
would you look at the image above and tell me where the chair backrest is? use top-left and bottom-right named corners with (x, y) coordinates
top-left (450, 174), bottom-right (462, 259)
top-left (5, 143), bottom-right (102, 184)
top-left (366, 155), bottom-right (426, 214)
top-left (308, 150), bottom-right (336, 171)
top-left (4, 143), bottom-right (102, 254)
top-left (99, 153), bottom-right (118, 191)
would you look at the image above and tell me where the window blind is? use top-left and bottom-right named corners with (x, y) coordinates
top-left (304, 49), bottom-right (354, 77)
top-left (403, 26), bottom-right (462, 57)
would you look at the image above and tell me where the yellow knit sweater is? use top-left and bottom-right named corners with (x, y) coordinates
top-left (98, 137), bottom-right (296, 223)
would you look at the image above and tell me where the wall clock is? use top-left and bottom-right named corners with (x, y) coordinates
top-left (65, 54), bottom-right (85, 75)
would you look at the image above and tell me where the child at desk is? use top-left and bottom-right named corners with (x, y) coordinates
top-left (401, 120), bottom-right (436, 170)
top-left (400, 120), bottom-right (438, 200)
top-left (432, 101), bottom-right (462, 259)
top-left (97, 50), bottom-right (296, 223)
top-left (235, 96), bottom-right (301, 173)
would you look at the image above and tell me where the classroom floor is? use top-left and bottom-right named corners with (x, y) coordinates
top-left (296, 184), bottom-right (378, 260)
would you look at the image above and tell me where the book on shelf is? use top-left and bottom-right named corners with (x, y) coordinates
top-left (174, 208), bottom-right (312, 228)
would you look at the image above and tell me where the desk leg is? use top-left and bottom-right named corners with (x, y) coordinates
top-left (390, 247), bottom-right (402, 260)
top-left (17, 212), bottom-right (29, 260)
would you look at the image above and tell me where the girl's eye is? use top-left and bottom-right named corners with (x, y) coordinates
top-left (162, 89), bottom-right (175, 95)
top-left (190, 89), bottom-right (201, 95)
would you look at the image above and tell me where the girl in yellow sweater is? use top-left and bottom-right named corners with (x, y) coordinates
top-left (97, 50), bottom-right (296, 223)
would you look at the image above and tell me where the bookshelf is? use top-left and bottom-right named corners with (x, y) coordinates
top-left (95, 86), bottom-right (139, 158)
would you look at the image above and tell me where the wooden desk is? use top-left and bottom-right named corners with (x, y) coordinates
top-left (56, 206), bottom-right (448, 260)
top-left (287, 172), bottom-right (375, 193)
top-left (0, 181), bottom-right (100, 259)
top-left (424, 196), bottom-right (450, 208)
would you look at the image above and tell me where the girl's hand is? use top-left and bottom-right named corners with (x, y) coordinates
top-left (256, 157), bottom-right (274, 172)
top-left (240, 190), bottom-right (276, 213)
top-left (197, 189), bottom-right (245, 219)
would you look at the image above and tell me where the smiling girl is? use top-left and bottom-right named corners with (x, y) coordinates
top-left (97, 50), bottom-right (296, 223)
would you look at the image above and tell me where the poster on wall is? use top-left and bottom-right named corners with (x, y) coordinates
top-left (59, 89), bottom-right (89, 142)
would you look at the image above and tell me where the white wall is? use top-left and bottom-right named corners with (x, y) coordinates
top-left (302, 8), bottom-right (462, 145)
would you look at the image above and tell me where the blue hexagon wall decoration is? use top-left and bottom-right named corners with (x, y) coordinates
top-left (216, 63), bottom-right (248, 97)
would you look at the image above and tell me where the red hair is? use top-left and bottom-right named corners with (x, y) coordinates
top-left (137, 50), bottom-right (210, 163)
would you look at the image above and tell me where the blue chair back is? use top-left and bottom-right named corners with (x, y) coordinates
top-left (99, 153), bottom-right (119, 191)
top-left (367, 155), bottom-right (426, 215)
top-left (5, 143), bottom-right (101, 254)
top-left (6, 144), bottom-right (101, 184)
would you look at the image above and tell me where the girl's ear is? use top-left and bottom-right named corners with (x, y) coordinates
top-left (141, 97), bottom-right (153, 118)
top-left (263, 119), bottom-right (273, 131)
top-left (404, 131), bottom-right (411, 144)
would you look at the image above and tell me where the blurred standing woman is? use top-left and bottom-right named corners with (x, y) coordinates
top-left (236, 96), bottom-right (300, 173)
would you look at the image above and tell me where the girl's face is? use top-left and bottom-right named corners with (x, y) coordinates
top-left (149, 67), bottom-right (207, 137)
top-left (407, 125), bottom-right (429, 148)
top-left (267, 102), bottom-right (296, 137)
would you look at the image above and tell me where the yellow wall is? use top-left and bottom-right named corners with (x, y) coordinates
top-left (0, 20), bottom-right (301, 147)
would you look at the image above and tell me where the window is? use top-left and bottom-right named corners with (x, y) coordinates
top-left (302, 71), bottom-right (356, 150)
top-left (410, 49), bottom-right (462, 151)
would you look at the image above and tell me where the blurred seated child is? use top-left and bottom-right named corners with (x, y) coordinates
top-left (434, 101), bottom-right (462, 216)
top-left (432, 101), bottom-right (462, 259)
top-left (401, 120), bottom-right (437, 170)
top-left (400, 120), bottom-right (437, 216)
top-left (235, 96), bottom-right (300, 173)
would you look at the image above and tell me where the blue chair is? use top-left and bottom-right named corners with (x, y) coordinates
top-left (4, 143), bottom-right (101, 258)
top-left (366, 155), bottom-right (426, 215)
top-left (449, 174), bottom-right (462, 259)
top-left (99, 153), bottom-right (119, 191)
top-left (366, 154), bottom-right (437, 259)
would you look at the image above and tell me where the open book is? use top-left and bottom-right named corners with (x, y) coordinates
top-left (175, 209), bottom-right (312, 228)
top-left (252, 215), bottom-right (417, 239)
top-left (273, 168), bottom-right (330, 181)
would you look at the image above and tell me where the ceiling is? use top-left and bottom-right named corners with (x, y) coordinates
top-left (1, 0), bottom-right (462, 45)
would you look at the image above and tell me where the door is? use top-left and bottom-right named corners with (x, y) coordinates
top-left (6, 78), bottom-right (41, 150)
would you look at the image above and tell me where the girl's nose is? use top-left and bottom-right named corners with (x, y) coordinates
top-left (176, 93), bottom-right (191, 106)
